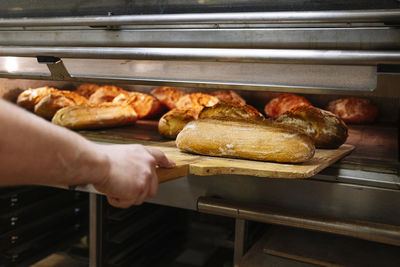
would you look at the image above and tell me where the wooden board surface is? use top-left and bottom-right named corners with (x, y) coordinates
top-left (150, 142), bottom-right (354, 182)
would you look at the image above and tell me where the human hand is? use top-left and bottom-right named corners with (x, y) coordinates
top-left (93, 144), bottom-right (175, 208)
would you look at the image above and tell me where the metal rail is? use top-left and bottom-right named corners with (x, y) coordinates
top-left (197, 197), bottom-right (400, 246)
top-left (0, 9), bottom-right (399, 27)
top-left (1, 46), bottom-right (400, 65)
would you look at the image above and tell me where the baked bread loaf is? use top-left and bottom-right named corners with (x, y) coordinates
top-left (199, 102), bottom-right (264, 121)
top-left (158, 107), bottom-right (204, 139)
top-left (151, 86), bottom-right (185, 110)
top-left (113, 92), bottom-right (163, 119)
top-left (327, 97), bottom-right (378, 124)
top-left (52, 103), bottom-right (137, 130)
top-left (264, 93), bottom-right (311, 119)
top-left (88, 85), bottom-right (129, 104)
top-left (34, 91), bottom-right (88, 119)
top-left (176, 118), bottom-right (315, 163)
top-left (16, 86), bottom-right (58, 111)
top-left (210, 90), bottom-right (246, 105)
top-left (176, 93), bottom-right (219, 109)
top-left (276, 106), bottom-right (348, 149)
top-left (75, 84), bottom-right (100, 98)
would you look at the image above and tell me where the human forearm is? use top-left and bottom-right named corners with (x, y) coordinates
top-left (0, 99), bottom-right (108, 187)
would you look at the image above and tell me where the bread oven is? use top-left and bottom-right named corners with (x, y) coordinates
top-left (0, 1), bottom-right (399, 266)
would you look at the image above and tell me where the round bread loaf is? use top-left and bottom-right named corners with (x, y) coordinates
top-left (151, 86), bottom-right (185, 110)
top-left (113, 92), bottom-right (163, 119)
top-left (276, 106), bottom-right (348, 149)
top-left (264, 93), bottom-right (311, 119)
top-left (210, 90), bottom-right (246, 105)
top-left (327, 97), bottom-right (378, 124)
top-left (199, 102), bottom-right (264, 121)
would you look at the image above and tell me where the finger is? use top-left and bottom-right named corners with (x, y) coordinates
top-left (148, 166), bottom-right (159, 198)
top-left (145, 147), bottom-right (175, 168)
top-left (107, 196), bottom-right (136, 209)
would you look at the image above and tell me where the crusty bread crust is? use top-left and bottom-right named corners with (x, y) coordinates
top-left (88, 85), bottom-right (129, 104)
top-left (264, 93), bottom-right (311, 119)
top-left (113, 92), bottom-right (163, 119)
top-left (34, 91), bottom-right (88, 120)
top-left (199, 102), bottom-right (264, 121)
top-left (151, 86), bottom-right (185, 110)
top-left (276, 106), bottom-right (348, 149)
top-left (210, 90), bottom-right (246, 105)
top-left (176, 93), bottom-right (219, 109)
top-left (327, 97), bottom-right (378, 124)
top-left (158, 107), bottom-right (204, 139)
top-left (52, 103), bottom-right (137, 130)
top-left (176, 118), bottom-right (315, 163)
top-left (16, 86), bottom-right (58, 111)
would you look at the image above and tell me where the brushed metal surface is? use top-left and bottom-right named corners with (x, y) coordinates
top-left (0, 46), bottom-right (399, 65)
top-left (0, 9), bottom-right (399, 27)
top-left (197, 197), bottom-right (400, 246)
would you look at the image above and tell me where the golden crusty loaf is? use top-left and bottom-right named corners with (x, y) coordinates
top-left (151, 86), bottom-right (186, 110)
top-left (210, 90), bottom-right (246, 105)
top-left (113, 92), bottom-right (163, 119)
top-left (88, 85), bottom-right (129, 104)
top-left (327, 97), bottom-right (378, 124)
top-left (34, 91), bottom-right (88, 120)
top-left (175, 93), bottom-right (219, 109)
top-left (52, 103), bottom-right (137, 130)
top-left (176, 118), bottom-right (315, 163)
top-left (16, 86), bottom-right (58, 111)
top-left (276, 106), bottom-right (348, 149)
top-left (199, 102), bottom-right (264, 121)
top-left (75, 84), bottom-right (100, 98)
top-left (264, 93), bottom-right (311, 119)
top-left (158, 107), bottom-right (204, 139)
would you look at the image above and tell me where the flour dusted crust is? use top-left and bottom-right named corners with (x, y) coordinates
top-left (34, 91), bottom-right (88, 120)
top-left (175, 93), bottom-right (219, 109)
top-left (158, 107), bottom-right (204, 139)
top-left (16, 86), bottom-right (58, 111)
top-left (210, 90), bottom-right (246, 105)
top-left (199, 102), bottom-right (264, 121)
top-left (276, 106), bottom-right (348, 149)
top-left (327, 97), bottom-right (378, 124)
top-left (113, 92), bottom-right (163, 119)
top-left (151, 86), bottom-right (186, 110)
top-left (264, 93), bottom-right (311, 119)
top-left (52, 103), bottom-right (137, 130)
top-left (176, 118), bottom-right (315, 163)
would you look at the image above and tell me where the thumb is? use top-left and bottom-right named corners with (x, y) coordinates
top-left (145, 147), bottom-right (175, 168)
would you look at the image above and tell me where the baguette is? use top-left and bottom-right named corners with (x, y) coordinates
top-left (52, 103), bottom-right (137, 130)
top-left (34, 91), bottom-right (88, 119)
top-left (176, 119), bottom-right (315, 163)
top-left (16, 86), bottom-right (58, 111)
